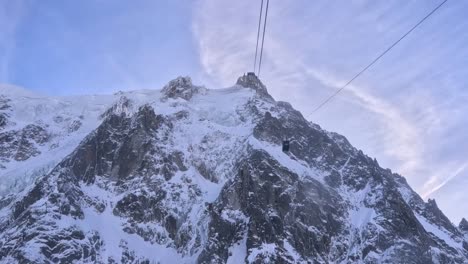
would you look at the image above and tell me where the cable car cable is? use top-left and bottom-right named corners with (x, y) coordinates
top-left (306, 0), bottom-right (449, 117)
top-left (258, 0), bottom-right (270, 77)
top-left (253, 0), bottom-right (264, 73)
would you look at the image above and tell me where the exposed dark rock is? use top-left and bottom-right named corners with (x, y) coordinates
top-left (423, 199), bottom-right (460, 235)
top-left (198, 149), bottom-right (346, 263)
top-left (67, 120), bottom-right (82, 133)
top-left (460, 218), bottom-right (468, 233)
top-left (161, 76), bottom-right (205, 101)
top-left (67, 104), bottom-right (186, 184)
top-left (0, 96), bottom-right (11, 111)
top-left (0, 124), bottom-right (50, 163)
top-left (114, 191), bottom-right (167, 223)
top-left (0, 96), bottom-right (11, 130)
top-left (236, 73), bottom-right (274, 100)
top-left (0, 113), bottom-right (8, 130)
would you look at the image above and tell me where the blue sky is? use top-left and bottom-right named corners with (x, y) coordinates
top-left (1, 0), bottom-right (467, 223)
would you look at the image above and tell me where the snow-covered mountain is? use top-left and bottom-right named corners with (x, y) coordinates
top-left (0, 75), bottom-right (467, 263)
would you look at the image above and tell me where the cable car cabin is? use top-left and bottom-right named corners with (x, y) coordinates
top-left (282, 140), bottom-right (290, 152)
top-left (247, 72), bottom-right (256, 77)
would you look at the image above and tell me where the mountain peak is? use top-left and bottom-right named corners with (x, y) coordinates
top-left (236, 72), bottom-right (273, 100)
top-left (427, 198), bottom-right (438, 207)
top-left (101, 96), bottom-right (134, 118)
top-left (161, 76), bottom-right (204, 100)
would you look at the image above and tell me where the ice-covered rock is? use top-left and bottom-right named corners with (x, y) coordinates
top-left (236, 72), bottom-right (273, 100)
top-left (161, 76), bottom-right (206, 101)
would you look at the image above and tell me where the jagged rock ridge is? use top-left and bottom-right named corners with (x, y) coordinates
top-left (0, 76), bottom-right (467, 263)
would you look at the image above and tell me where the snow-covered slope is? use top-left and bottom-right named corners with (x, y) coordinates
top-left (0, 75), bottom-right (467, 263)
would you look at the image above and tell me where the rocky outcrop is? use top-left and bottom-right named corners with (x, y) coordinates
top-left (68, 104), bottom-right (186, 184)
top-left (236, 73), bottom-right (273, 100)
top-left (423, 199), bottom-right (461, 235)
top-left (0, 96), bottom-right (11, 130)
top-left (460, 218), bottom-right (468, 233)
top-left (0, 114), bottom-right (7, 130)
top-left (162, 76), bottom-right (205, 101)
top-left (0, 124), bottom-right (50, 163)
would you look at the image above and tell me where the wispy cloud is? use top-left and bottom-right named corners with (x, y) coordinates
top-left (422, 161), bottom-right (468, 199)
top-left (303, 68), bottom-right (424, 176)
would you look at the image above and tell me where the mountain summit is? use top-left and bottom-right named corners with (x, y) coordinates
top-left (0, 76), bottom-right (467, 263)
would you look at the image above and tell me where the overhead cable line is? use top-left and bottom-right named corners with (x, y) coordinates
top-left (253, 0), bottom-right (264, 73)
top-left (258, 0), bottom-right (270, 77)
top-left (307, 0), bottom-right (449, 116)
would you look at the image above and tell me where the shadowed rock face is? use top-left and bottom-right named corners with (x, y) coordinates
top-left (69, 103), bottom-right (185, 183)
top-left (423, 199), bottom-right (461, 236)
top-left (0, 95), bottom-right (55, 167)
top-left (198, 149), bottom-right (346, 263)
top-left (0, 124), bottom-right (50, 163)
top-left (0, 78), bottom-right (467, 263)
top-left (0, 114), bottom-right (7, 130)
top-left (461, 219), bottom-right (468, 251)
top-left (461, 218), bottom-right (468, 233)
top-left (0, 96), bottom-right (11, 130)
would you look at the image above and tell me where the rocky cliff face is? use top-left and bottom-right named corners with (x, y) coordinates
top-left (0, 77), bottom-right (467, 263)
